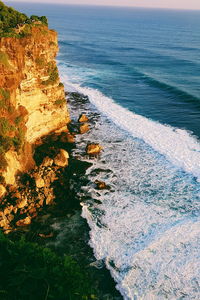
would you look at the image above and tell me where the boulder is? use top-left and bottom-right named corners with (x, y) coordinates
top-left (86, 144), bottom-right (102, 155)
top-left (60, 132), bottom-right (75, 143)
top-left (78, 114), bottom-right (89, 123)
top-left (95, 180), bottom-right (107, 190)
top-left (16, 216), bottom-right (31, 227)
top-left (42, 157), bottom-right (54, 167)
top-left (17, 197), bottom-right (28, 209)
top-left (34, 174), bottom-right (45, 188)
top-left (0, 184), bottom-right (6, 198)
top-left (79, 123), bottom-right (90, 134)
top-left (54, 149), bottom-right (69, 167)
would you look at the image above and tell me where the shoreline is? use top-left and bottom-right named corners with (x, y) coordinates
top-left (1, 91), bottom-right (122, 299)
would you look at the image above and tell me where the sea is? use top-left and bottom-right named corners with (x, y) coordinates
top-left (8, 2), bottom-right (200, 299)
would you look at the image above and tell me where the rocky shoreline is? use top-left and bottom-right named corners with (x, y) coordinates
top-left (0, 91), bottom-right (122, 299)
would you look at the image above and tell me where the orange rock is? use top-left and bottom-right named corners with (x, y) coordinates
top-left (17, 197), bottom-right (28, 209)
top-left (86, 144), bottom-right (102, 155)
top-left (0, 185), bottom-right (6, 198)
top-left (16, 216), bottom-right (31, 227)
top-left (42, 157), bottom-right (53, 167)
top-left (95, 180), bottom-right (107, 190)
top-left (78, 114), bottom-right (89, 123)
top-left (79, 123), bottom-right (90, 134)
top-left (54, 149), bottom-right (69, 167)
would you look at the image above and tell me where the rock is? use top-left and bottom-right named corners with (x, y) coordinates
top-left (16, 216), bottom-right (31, 227)
top-left (17, 197), bottom-right (28, 209)
top-left (34, 174), bottom-right (45, 188)
top-left (78, 114), bottom-right (89, 123)
top-left (79, 123), bottom-right (90, 134)
top-left (42, 157), bottom-right (53, 167)
top-left (12, 191), bottom-right (21, 199)
top-left (0, 217), bottom-right (9, 229)
top-left (38, 232), bottom-right (53, 238)
top-left (54, 149), bottom-right (69, 167)
top-left (4, 205), bottom-right (13, 215)
top-left (0, 185), bottom-right (6, 198)
top-left (60, 132), bottom-right (75, 143)
top-left (95, 180), bottom-right (108, 190)
top-left (86, 144), bottom-right (102, 155)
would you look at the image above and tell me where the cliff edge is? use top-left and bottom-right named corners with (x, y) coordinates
top-left (0, 9), bottom-right (69, 187)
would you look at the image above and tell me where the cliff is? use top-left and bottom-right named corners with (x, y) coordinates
top-left (0, 24), bottom-right (70, 186)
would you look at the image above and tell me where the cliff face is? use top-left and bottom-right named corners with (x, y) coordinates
top-left (0, 25), bottom-right (70, 185)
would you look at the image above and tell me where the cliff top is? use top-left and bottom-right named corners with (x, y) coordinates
top-left (0, 1), bottom-right (48, 37)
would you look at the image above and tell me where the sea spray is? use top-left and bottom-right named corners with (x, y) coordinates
top-left (65, 88), bottom-right (200, 299)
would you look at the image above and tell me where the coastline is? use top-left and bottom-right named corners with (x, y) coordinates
top-left (1, 91), bottom-right (122, 299)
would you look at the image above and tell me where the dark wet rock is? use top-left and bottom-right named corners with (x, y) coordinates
top-left (68, 92), bottom-right (90, 106)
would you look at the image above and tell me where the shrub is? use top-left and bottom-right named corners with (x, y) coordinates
top-left (0, 51), bottom-right (10, 67)
top-left (14, 115), bottom-right (24, 126)
top-left (54, 98), bottom-right (66, 106)
top-left (42, 65), bottom-right (59, 85)
top-left (0, 153), bottom-right (8, 170)
top-left (0, 1), bottom-right (48, 37)
top-left (0, 88), bottom-right (10, 110)
top-left (59, 82), bottom-right (64, 87)
top-left (35, 56), bottom-right (45, 68)
top-left (0, 118), bottom-right (12, 136)
top-left (0, 232), bottom-right (97, 300)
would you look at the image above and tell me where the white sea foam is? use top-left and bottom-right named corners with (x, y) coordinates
top-left (59, 68), bottom-right (200, 182)
top-left (59, 65), bottom-right (200, 299)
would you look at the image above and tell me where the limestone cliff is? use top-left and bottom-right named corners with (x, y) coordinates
top-left (0, 24), bottom-right (70, 186)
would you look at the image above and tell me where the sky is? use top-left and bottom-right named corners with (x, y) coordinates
top-left (6, 0), bottom-right (200, 10)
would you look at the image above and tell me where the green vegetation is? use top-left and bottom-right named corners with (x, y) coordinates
top-left (0, 117), bottom-right (15, 136)
top-left (59, 82), bottom-right (64, 87)
top-left (35, 56), bottom-right (46, 68)
top-left (0, 232), bottom-right (97, 300)
top-left (0, 1), bottom-right (48, 37)
top-left (42, 63), bottom-right (59, 85)
top-left (0, 51), bottom-right (10, 67)
top-left (54, 98), bottom-right (66, 106)
top-left (0, 88), bottom-right (26, 164)
top-left (14, 115), bottom-right (24, 126)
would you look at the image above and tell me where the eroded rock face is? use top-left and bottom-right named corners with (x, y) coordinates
top-left (0, 25), bottom-right (70, 185)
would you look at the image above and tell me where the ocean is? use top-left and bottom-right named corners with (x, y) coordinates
top-left (8, 2), bottom-right (200, 299)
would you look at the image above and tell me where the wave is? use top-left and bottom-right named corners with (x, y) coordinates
top-left (60, 71), bottom-right (200, 181)
top-left (138, 70), bottom-right (200, 103)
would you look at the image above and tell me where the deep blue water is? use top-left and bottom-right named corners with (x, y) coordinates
top-left (7, 3), bottom-right (200, 299)
top-left (8, 2), bottom-right (200, 137)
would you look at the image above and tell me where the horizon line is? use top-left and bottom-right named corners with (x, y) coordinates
top-left (5, 1), bottom-right (200, 12)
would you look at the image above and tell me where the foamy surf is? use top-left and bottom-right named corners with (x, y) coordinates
top-left (60, 69), bottom-right (200, 182)
top-left (58, 64), bottom-right (200, 299)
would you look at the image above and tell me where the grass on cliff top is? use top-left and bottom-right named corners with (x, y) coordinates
top-left (0, 231), bottom-right (97, 300)
top-left (0, 1), bottom-right (48, 37)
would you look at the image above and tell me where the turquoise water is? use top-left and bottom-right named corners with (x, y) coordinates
top-left (9, 3), bottom-right (200, 299)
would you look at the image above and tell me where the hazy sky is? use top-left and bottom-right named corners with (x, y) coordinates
top-left (6, 0), bottom-right (200, 10)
